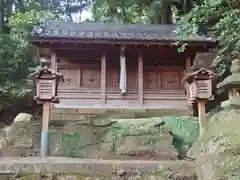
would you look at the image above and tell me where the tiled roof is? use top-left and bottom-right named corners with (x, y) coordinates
top-left (30, 20), bottom-right (217, 43)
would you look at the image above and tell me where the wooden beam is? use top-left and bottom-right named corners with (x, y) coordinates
top-left (32, 39), bottom-right (217, 50)
top-left (101, 52), bottom-right (106, 104)
top-left (138, 52), bottom-right (144, 104)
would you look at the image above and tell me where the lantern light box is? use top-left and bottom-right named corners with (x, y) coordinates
top-left (29, 66), bottom-right (64, 103)
top-left (182, 68), bottom-right (216, 103)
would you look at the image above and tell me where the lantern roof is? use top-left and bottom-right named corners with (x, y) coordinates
top-left (217, 59), bottom-right (240, 89)
top-left (28, 66), bottom-right (64, 82)
top-left (182, 68), bottom-right (216, 83)
top-left (217, 74), bottom-right (240, 89)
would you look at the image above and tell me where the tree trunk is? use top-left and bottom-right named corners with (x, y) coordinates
top-left (5, 0), bottom-right (13, 33)
top-left (0, 0), bottom-right (4, 33)
top-left (153, 0), bottom-right (173, 25)
top-left (183, 0), bottom-right (192, 14)
top-left (161, 4), bottom-right (172, 24)
top-left (14, 0), bottom-right (25, 12)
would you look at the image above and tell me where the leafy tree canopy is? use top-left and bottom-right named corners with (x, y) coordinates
top-left (0, 0), bottom-right (239, 114)
top-left (176, 0), bottom-right (240, 75)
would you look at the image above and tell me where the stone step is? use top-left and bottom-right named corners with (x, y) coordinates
top-left (0, 157), bottom-right (197, 180)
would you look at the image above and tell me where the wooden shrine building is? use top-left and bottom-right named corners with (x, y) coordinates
top-left (29, 20), bottom-right (217, 116)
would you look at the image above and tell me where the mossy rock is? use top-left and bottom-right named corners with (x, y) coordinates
top-left (188, 108), bottom-right (240, 180)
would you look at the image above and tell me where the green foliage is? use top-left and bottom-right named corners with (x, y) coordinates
top-left (0, 9), bottom-right (56, 112)
top-left (163, 116), bottom-right (199, 155)
top-left (176, 0), bottom-right (240, 76)
top-left (92, 0), bottom-right (193, 24)
top-left (61, 132), bottom-right (82, 157)
top-left (0, 0), bottom-right (91, 115)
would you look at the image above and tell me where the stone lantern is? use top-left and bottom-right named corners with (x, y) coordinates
top-left (217, 59), bottom-right (240, 108)
top-left (182, 68), bottom-right (216, 134)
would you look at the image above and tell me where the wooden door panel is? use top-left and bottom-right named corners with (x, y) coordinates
top-left (127, 70), bottom-right (138, 90)
top-left (81, 69), bottom-right (101, 88)
top-left (161, 71), bottom-right (180, 89)
top-left (144, 71), bottom-right (157, 89)
top-left (59, 68), bottom-right (78, 88)
top-left (106, 69), bottom-right (120, 89)
top-left (143, 71), bottom-right (162, 89)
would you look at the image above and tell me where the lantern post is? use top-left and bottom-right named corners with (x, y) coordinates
top-left (29, 62), bottom-right (63, 157)
top-left (182, 68), bottom-right (216, 134)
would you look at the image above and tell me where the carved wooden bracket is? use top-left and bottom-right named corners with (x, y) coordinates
top-left (88, 77), bottom-right (96, 82)
top-left (168, 80), bottom-right (174, 83)
top-left (65, 77), bottom-right (71, 81)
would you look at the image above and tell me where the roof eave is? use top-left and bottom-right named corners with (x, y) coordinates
top-left (29, 35), bottom-right (218, 48)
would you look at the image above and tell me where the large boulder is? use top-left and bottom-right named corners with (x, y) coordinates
top-left (13, 113), bottom-right (33, 123)
top-left (188, 108), bottom-right (240, 180)
top-left (0, 113), bottom-right (41, 157)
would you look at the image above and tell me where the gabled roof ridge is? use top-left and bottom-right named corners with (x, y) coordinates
top-left (45, 19), bottom-right (176, 27)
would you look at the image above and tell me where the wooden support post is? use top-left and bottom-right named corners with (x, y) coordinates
top-left (101, 52), bottom-right (106, 104)
top-left (198, 100), bottom-right (206, 135)
top-left (138, 52), bottom-right (144, 105)
top-left (41, 101), bottom-right (51, 157)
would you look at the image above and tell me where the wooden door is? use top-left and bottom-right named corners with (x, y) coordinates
top-left (161, 71), bottom-right (180, 89)
top-left (59, 68), bottom-right (78, 88)
top-left (81, 68), bottom-right (101, 88)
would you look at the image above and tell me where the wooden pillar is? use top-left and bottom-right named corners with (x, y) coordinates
top-left (198, 100), bottom-right (206, 135)
top-left (51, 52), bottom-right (57, 71)
top-left (50, 52), bottom-right (57, 108)
top-left (185, 54), bottom-right (191, 74)
top-left (185, 54), bottom-right (193, 111)
top-left (101, 52), bottom-right (106, 104)
top-left (41, 101), bottom-right (51, 157)
top-left (138, 52), bottom-right (144, 105)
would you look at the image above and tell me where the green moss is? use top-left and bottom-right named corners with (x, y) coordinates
top-left (56, 114), bottom-right (199, 158)
top-left (18, 175), bottom-right (39, 180)
top-left (188, 108), bottom-right (240, 179)
top-left (162, 116), bottom-right (199, 156)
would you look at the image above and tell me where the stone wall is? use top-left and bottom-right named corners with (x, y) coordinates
top-left (0, 112), bottom-right (199, 160)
